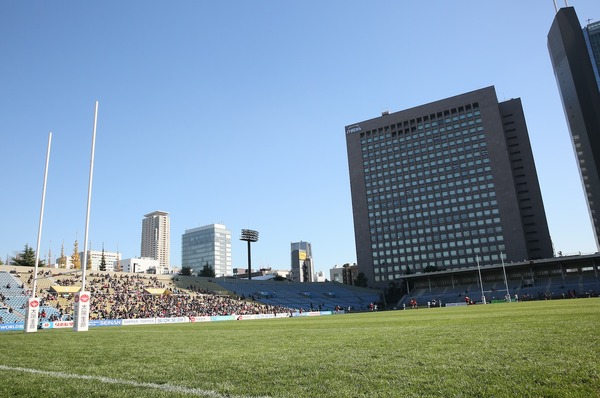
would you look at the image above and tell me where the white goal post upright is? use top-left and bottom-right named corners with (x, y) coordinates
top-left (25, 132), bottom-right (52, 333)
top-left (74, 101), bottom-right (98, 332)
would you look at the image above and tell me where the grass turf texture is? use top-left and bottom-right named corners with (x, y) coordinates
top-left (1, 299), bottom-right (599, 398)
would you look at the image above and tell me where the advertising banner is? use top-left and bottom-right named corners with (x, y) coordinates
top-left (51, 321), bottom-right (74, 329)
top-left (121, 318), bottom-right (156, 326)
top-left (0, 322), bottom-right (24, 332)
top-left (40, 321), bottom-right (53, 329)
top-left (24, 297), bottom-right (40, 333)
top-left (189, 316), bottom-right (212, 323)
top-left (446, 302), bottom-right (468, 307)
top-left (73, 291), bottom-right (91, 332)
top-left (89, 319), bottom-right (122, 327)
top-left (236, 313), bottom-right (276, 321)
top-left (210, 315), bottom-right (235, 322)
top-left (156, 317), bottom-right (189, 324)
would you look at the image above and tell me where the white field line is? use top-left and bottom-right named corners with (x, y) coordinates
top-left (0, 365), bottom-right (271, 398)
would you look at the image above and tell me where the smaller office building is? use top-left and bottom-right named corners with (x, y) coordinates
top-left (181, 224), bottom-right (232, 277)
top-left (291, 241), bottom-right (314, 282)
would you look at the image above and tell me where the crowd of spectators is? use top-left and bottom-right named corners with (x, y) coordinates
top-left (1, 271), bottom-right (291, 323)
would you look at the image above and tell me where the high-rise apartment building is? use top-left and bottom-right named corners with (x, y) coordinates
top-left (141, 210), bottom-right (170, 271)
top-left (181, 224), bottom-right (232, 276)
top-left (346, 86), bottom-right (553, 286)
top-left (290, 241), bottom-right (314, 282)
top-left (548, 7), bottom-right (600, 250)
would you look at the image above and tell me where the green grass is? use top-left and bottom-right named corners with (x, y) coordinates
top-left (1, 299), bottom-right (599, 397)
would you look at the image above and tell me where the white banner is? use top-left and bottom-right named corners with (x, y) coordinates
top-left (24, 297), bottom-right (40, 333)
top-left (73, 291), bottom-right (91, 332)
top-left (121, 318), bottom-right (156, 326)
top-left (156, 317), bottom-right (189, 324)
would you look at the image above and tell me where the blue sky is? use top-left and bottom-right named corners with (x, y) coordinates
top-left (1, 1), bottom-right (599, 274)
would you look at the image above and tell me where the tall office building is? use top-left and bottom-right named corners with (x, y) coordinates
top-left (346, 86), bottom-right (553, 286)
top-left (583, 20), bottom-right (600, 90)
top-left (291, 241), bottom-right (314, 282)
top-left (548, 7), bottom-right (600, 250)
top-left (141, 210), bottom-right (170, 271)
top-left (181, 224), bottom-right (232, 276)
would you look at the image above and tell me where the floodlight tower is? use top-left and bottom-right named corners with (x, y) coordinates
top-left (240, 229), bottom-right (259, 280)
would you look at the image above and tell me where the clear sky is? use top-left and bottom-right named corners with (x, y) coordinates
top-left (1, 1), bottom-right (599, 275)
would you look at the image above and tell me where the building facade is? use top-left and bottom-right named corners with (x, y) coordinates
top-left (290, 241), bottom-right (314, 282)
top-left (548, 7), bottom-right (600, 250)
top-left (141, 211), bottom-right (170, 271)
top-left (120, 257), bottom-right (161, 274)
top-left (80, 249), bottom-right (121, 272)
top-left (583, 20), bottom-right (600, 90)
top-left (181, 224), bottom-right (232, 276)
top-left (346, 86), bottom-right (554, 287)
top-left (330, 263), bottom-right (359, 285)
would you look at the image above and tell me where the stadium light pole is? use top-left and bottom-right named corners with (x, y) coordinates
top-left (240, 229), bottom-right (259, 280)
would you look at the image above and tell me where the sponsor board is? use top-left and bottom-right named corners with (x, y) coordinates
top-left (121, 318), bottom-right (156, 326)
top-left (52, 321), bottom-right (74, 328)
top-left (446, 302), bottom-right (468, 307)
top-left (189, 316), bottom-right (211, 323)
top-left (0, 322), bottom-right (24, 331)
top-left (89, 319), bottom-right (122, 327)
top-left (236, 313), bottom-right (276, 321)
top-left (291, 311), bottom-right (322, 317)
top-left (210, 315), bottom-right (235, 322)
top-left (156, 317), bottom-right (189, 324)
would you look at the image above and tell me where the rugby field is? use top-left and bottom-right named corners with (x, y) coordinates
top-left (1, 299), bottom-right (599, 397)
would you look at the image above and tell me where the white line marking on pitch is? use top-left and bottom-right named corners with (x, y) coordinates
top-left (0, 365), bottom-right (271, 398)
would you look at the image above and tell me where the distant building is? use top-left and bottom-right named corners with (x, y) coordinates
top-left (346, 86), bottom-right (553, 287)
top-left (548, 7), bottom-right (600, 250)
top-left (583, 20), bottom-right (600, 90)
top-left (330, 264), bottom-right (344, 283)
top-left (181, 224), bottom-right (232, 276)
top-left (80, 249), bottom-right (121, 272)
top-left (120, 257), bottom-right (161, 274)
top-left (330, 263), bottom-right (359, 285)
top-left (141, 211), bottom-right (170, 271)
top-left (290, 241), bottom-right (314, 282)
top-left (313, 271), bottom-right (326, 282)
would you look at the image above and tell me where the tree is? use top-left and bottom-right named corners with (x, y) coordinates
top-left (58, 242), bottom-right (67, 268)
top-left (354, 272), bottom-right (368, 288)
top-left (199, 262), bottom-right (216, 277)
top-left (100, 245), bottom-right (107, 271)
top-left (423, 265), bottom-right (439, 273)
top-left (179, 266), bottom-right (192, 276)
top-left (405, 265), bottom-right (413, 275)
top-left (71, 240), bottom-right (81, 270)
top-left (114, 249), bottom-right (122, 272)
top-left (11, 244), bottom-right (44, 267)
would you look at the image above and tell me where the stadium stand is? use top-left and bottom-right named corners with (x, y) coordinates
top-left (396, 254), bottom-right (600, 307)
top-left (214, 278), bottom-right (381, 311)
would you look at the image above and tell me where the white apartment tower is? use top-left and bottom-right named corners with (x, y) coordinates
top-left (141, 210), bottom-right (170, 270)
